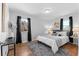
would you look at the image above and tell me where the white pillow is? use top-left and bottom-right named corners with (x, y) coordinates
top-left (57, 31), bottom-right (67, 36)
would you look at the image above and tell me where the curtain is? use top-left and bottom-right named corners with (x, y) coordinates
top-left (16, 16), bottom-right (22, 44)
top-left (69, 16), bottom-right (73, 43)
top-left (2, 3), bottom-right (9, 32)
top-left (60, 18), bottom-right (63, 31)
top-left (27, 18), bottom-right (32, 42)
top-left (0, 3), bottom-right (2, 32)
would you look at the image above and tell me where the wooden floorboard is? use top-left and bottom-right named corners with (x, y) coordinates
top-left (62, 43), bottom-right (78, 56)
top-left (8, 43), bottom-right (32, 56)
top-left (8, 42), bottom-right (78, 56)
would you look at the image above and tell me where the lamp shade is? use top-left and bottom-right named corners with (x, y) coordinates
top-left (73, 27), bottom-right (79, 32)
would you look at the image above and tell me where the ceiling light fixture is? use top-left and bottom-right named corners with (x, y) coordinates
top-left (43, 8), bottom-right (52, 13)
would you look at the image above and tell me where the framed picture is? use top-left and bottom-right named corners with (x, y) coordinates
top-left (20, 21), bottom-right (28, 32)
top-left (54, 21), bottom-right (60, 30)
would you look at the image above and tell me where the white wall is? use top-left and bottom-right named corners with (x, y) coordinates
top-left (0, 3), bottom-right (2, 32)
top-left (30, 14), bottom-right (56, 37)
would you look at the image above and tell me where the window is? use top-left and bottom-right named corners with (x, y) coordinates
top-left (63, 20), bottom-right (70, 31)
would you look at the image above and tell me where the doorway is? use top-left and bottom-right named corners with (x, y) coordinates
top-left (16, 16), bottom-right (32, 44)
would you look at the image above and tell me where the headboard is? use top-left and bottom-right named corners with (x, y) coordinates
top-left (53, 30), bottom-right (61, 33)
top-left (53, 30), bottom-right (69, 36)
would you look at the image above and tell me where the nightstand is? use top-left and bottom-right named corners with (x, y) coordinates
top-left (70, 36), bottom-right (78, 45)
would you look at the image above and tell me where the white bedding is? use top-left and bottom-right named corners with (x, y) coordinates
top-left (51, 36), bottom-right (69, 47)
top-left (37, 35), bottom-right (69, 54)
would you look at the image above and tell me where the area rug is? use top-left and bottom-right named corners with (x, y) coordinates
top-left (27, 41), bottom-right (71, 56)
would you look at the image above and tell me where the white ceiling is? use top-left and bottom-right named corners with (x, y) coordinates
top-left (8, 3), bottom-right (79, 18)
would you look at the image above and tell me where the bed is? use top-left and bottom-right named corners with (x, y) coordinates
top-left (37, 35), bottom-right (69, 54)
top-left (36, 31), bottom-right (69, 54)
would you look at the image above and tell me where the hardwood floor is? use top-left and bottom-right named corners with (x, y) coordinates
top-left (8, 42), bottom-right (78, 56)
top-left (62, 43), bottom-right (78, 56)
top-left (8, 43), bottom-right (32, 56)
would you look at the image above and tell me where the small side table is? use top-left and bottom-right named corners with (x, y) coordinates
top-left (70, 36), bottom-right (78, 45)
top-left (0, 37), bottom-right (16, 56)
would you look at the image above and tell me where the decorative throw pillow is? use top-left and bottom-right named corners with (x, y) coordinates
top-left (58, 34), bottom-right (61, 36)
top-left (57, 31), bottom-right (67, 36)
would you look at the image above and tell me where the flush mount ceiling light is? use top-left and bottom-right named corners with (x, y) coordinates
top-left (43, 8), bottom-right (52, 14)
